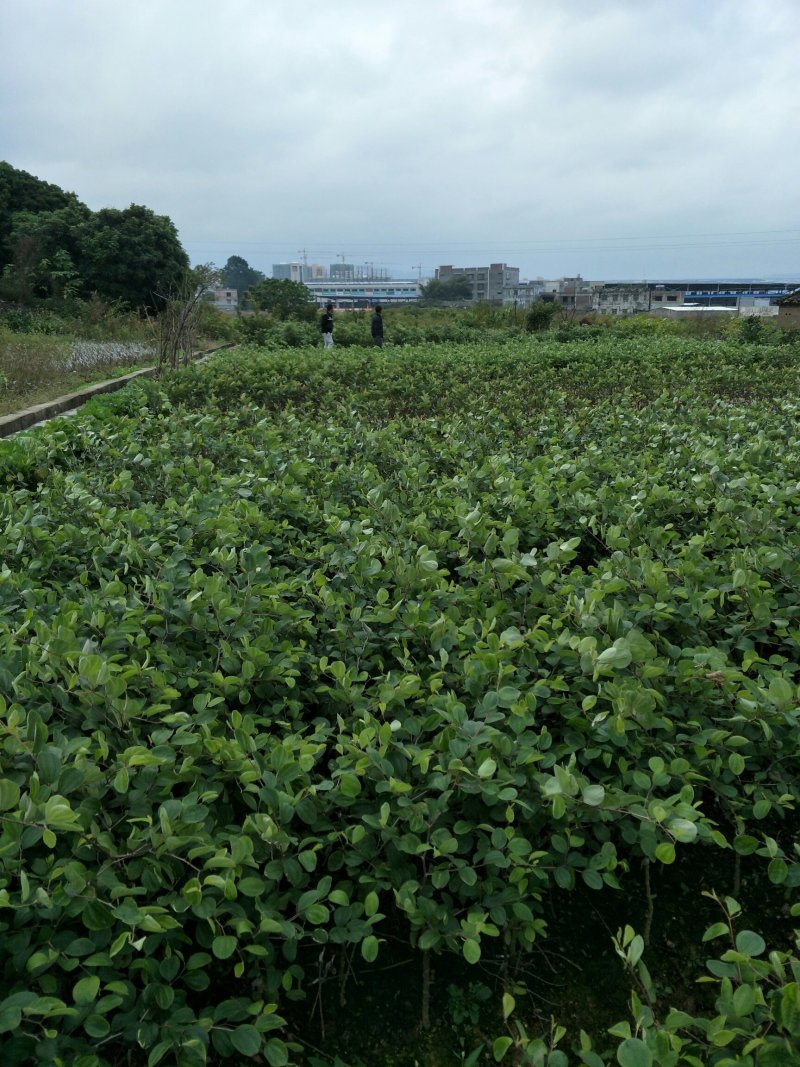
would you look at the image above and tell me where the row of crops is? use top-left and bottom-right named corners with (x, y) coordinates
top-left (0, 335), bottom-right (799, 1065)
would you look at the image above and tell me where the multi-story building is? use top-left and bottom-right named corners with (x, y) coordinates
top-left (306, 279), bottom-right (420, 308)
top-left (502, 279), bottom-right (545, 307)
top-left (203, 285), bottom-right (238, 312)
top-left (553, 276), bottom-right (593, 314)
top-left (646, 286), bottom-right (685, 312)
top-left (594, 284), bottom-right (658, 316)
top-left (272, 263), bottom-right (305, 283)
top-left (436, 263), bottom-right (520, 305)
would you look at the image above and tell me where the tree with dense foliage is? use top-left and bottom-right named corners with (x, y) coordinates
top-left (0, 161), bottom-right (80, 269)
top-left (0, 162), bottom-right (189, 312)
top-left (219, 255), bottom-right (264, 308)
top-left (525, 299), bottom-right (558, 331)
top-left (78, 205), bottom-right (189, 312)
top-left (420, 274), bottom-right (474, 303)
top-left (245, 277), bottom-right (315, 320)
top-left (5, 203), bottom-right (91, 302)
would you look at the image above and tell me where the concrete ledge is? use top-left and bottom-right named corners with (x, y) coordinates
top-left (0, 343), bottom-right (234, 439)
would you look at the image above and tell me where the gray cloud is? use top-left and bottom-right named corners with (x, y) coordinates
top-left (2, 0), bottom-right (799, 280)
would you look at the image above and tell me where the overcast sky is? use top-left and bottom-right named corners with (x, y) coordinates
top-left (2, 0), bottom-right (799, 281)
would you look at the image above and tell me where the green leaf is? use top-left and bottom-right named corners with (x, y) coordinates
top-left (728, 753), bottom-right (745, 775)
top-left (148, 1041), bottom-right (173, 1067)
top-left (305, 904), bottom-right (329, 925)
top-left (708, 1031), bottom-right (735, 1048)
top-left (463, 938), bottom-right (481, 964)
top-left (0, 1003), bottom-right (22, 1033)
top-left (596, 643), bottom-right (632, 670)
top-left (702, 922), bottom-right (729, 942)
top-left (780, 983), bottom-right (800, 1036)
top-left (0, 780), bottom-right (20, 812)
top-left (477, 758), bottom-right (497, 779)
top-left (339, 774), bottom-right (362, 797)
top-left (733, 983), bottom-right (756, 1016)
top-left (655, 842), bottom-right (675, 865)
top-left (616, 1037), bottom-right (653, 1067)
top-left (419, 930), bottom-right (440, 951)
top-left (83, 1013), bottom-right (111, 1038)
top-left (768, 677), bottom-right (794, 704)
top-left (230, 1024), bottom-right (261, 1056)
top-left (492, 1037), bottom-right (513, 1061)
top-left (212, 936), bottom-right (237, 959)
top-left (668, 818), bottom-right (697, 844)
top-left (582, 869), bottom-right (603, 890)
top-left (768, 858), bottom-right (788, 885)
top-left (582, 785), bottom-right (605, 807)
top-left (735, 930), bottom-right (766, 957)
top-left (502, 992), bottom-right (515, 1021)
top-left (361, 935), bottom-right (379, 963)
top-left (73, 976), bottom-right (100, 1005)
top-left (264, 1038), bottom-right (290, 1066)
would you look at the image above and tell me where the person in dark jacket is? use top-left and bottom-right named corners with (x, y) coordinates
top-left (371, 304), bottom-right (384, 346)
top-left (320, 302), bottom-right (334, 348)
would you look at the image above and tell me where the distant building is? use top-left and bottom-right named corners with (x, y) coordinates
top-left (646, 286), bottom-right (685, 312)
top-left (272, 263), bottom-right (305, 282)
top-left (306, 279), bottom-right (420, 308)
top-left (553, 275), bottom-right (593, 314)
top-left (777, 289), bottom-right (800, 329)
top-left (330, 263), bottom-right (390, 282)
top-left (203, 285), bottom-right (238, 312)
top-left (503, 279), bottom-right (545, 307)
top-left (436, 263), bottom-right (520, 305)
top-left (593, 283), bottom-right (648, 315)
top-left (648, 280), bottom-right (796, 309)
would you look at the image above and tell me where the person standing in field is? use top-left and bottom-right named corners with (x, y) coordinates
top-left (320, 302), bottom-right (335, 348)
top-left (371, 304), bottom-right (384, 346)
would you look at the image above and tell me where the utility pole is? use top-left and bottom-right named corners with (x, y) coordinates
top-left (413, 263), bottom-right (422, 282)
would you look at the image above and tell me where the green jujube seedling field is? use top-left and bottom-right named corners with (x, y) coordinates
top-left (0, 334), bottom-right (798, 1065)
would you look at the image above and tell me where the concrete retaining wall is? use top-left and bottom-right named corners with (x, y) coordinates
top-left (0, 344), bottom-right (234, 439)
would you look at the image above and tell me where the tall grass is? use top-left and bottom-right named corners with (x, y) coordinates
top-left (0, 327), bottom-right (156, 414)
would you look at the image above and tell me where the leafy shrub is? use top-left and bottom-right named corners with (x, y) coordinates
top-left (525, 301), bottom-right (558, 332)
